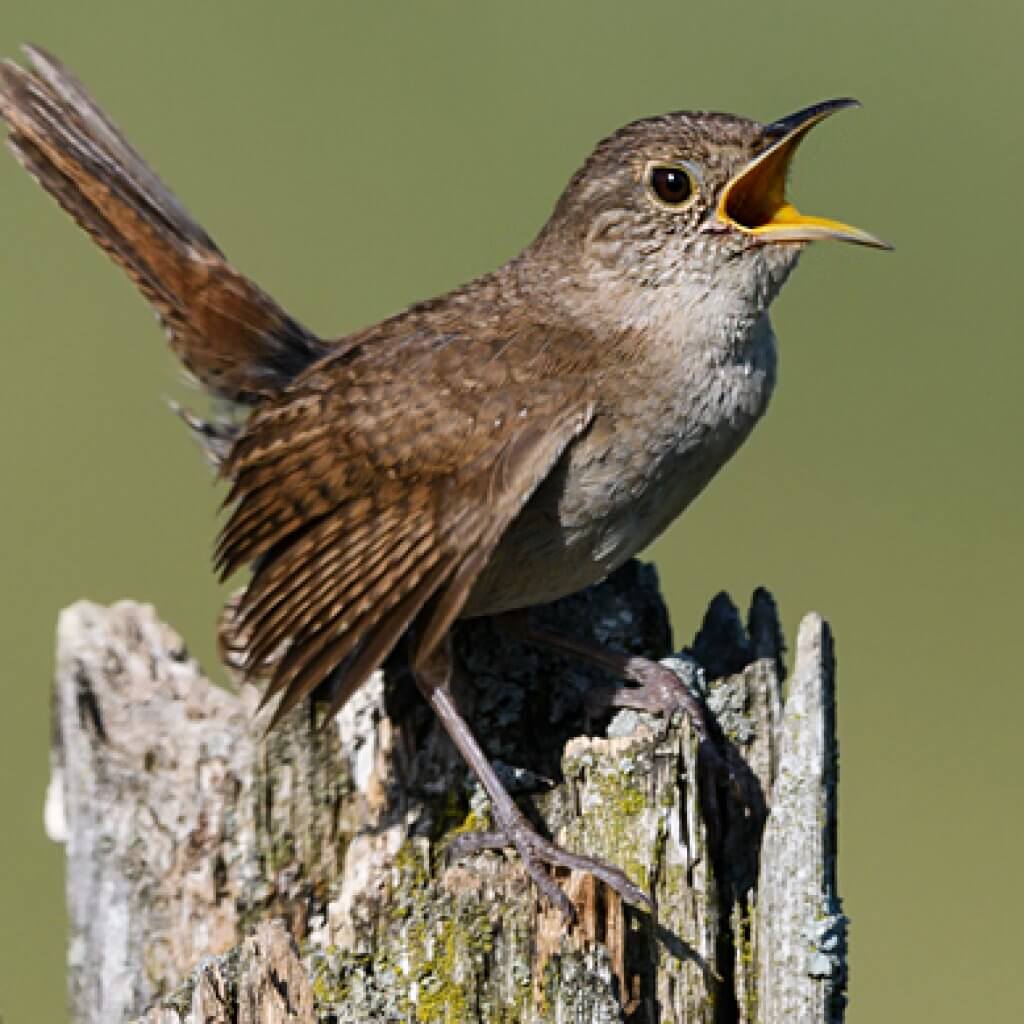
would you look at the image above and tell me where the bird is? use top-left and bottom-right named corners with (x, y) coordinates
top-left (0, 45), bottom-right (888, 922)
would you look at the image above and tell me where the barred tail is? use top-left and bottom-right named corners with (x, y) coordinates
top-left (0, 45), bottom-right (327, 405)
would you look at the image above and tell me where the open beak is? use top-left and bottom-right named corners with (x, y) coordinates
top-left (717, 98), bottom-right (892, 250)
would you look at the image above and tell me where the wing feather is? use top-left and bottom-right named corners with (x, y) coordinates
top-left (220, 341), bottom-right (595, 726)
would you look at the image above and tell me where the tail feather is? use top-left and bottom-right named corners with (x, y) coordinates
top-left (21, 45), bottom-right (218, 252)
top-left (168, 399), bottom-right (241, 468)
top-left (0, 45), bottom-right (327, 402)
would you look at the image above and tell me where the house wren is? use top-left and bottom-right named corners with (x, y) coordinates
top-left (0, 46), bottom-right (888, 920)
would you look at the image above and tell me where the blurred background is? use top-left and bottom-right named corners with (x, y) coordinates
top-left (0, 1), bottom-right (1020, 1019)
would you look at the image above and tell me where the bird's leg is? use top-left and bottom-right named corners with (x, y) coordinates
top-left (412, 632), bottom-right (651, 923)
top-left (496, 611), bottom-right (724, 771)
top-left (495, 611), bottom-right (738, 850)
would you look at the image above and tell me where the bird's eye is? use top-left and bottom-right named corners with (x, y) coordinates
top-left (648, 165), bottom-right (695, 206)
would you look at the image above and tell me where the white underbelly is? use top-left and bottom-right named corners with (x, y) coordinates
top-left (463, 316), bottom-right (778, 616)
top-left (465, 393), bottom-right (764, 615)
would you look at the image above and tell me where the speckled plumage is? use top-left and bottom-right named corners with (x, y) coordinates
top-left (1, 46), bottom-right (881, 915)
top-left (0, 46), bottom-right (803, 718)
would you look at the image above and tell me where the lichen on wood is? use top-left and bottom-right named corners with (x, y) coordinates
top-left (48, 561), bottom-right (846, 1022)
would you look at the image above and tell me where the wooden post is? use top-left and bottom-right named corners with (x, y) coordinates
top-left (47, 562), bottom-right (845, 1022)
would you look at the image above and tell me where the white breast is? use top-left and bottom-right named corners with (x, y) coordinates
top-left (562, 313), bottom-right (777, 566)
top-left (466, 308), bottom-right (778, 616)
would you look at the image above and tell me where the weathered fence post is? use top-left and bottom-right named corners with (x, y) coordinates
top-left (48, 561), bottom-right (845, 1022)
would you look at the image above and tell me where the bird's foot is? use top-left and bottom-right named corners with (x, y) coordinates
top-left (446, 809), bottom-right (651, 924)
top-left (584, 655), bottom-right (726, 767)
top-left (496, 612), bottom-right (727, 774)
top-left (584, 653), bottom-right (704, 722)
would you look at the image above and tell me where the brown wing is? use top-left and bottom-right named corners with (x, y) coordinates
top-left (219, 331), bottom-right (595, 727)
top-left (0, 46), bottom-right (325, 401)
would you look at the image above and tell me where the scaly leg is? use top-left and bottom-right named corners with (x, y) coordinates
top-left (413, 633), bottom-right (651, 923)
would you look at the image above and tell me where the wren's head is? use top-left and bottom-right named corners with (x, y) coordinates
top-left (536, 99), bottom-right (889, 321)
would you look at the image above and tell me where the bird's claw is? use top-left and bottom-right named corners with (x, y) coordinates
top-left (446, 816), bottom-right (651, 924)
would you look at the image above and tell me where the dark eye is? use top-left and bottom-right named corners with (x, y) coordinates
top-left (649, 165), bottom-right (694, 205)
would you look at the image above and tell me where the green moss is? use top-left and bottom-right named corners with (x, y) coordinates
top-left (300, 732), bottom-right (697, 1021)
top-left (428, 786), bottom-right (477, 844)
top-left (304, 837), bottom-right (527, 1023)
top-left (734, 903), bottom-right (759, 1022)
top-left (564, 744), bottom-right (659, 892)
top-left (403, 883), bottom-right (508, 1022)
top-left (392, 836), bottom-right (431, 888)
top-left (308, 949), bottom-right (359, 1004)
top-left (411, 916), bottom-right (469, 1022)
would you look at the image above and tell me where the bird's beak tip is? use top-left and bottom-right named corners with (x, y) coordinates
top-left (718, 98), bottom-right (889, 250)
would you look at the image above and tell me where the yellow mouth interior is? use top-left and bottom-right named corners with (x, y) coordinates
top-left (717, 118), bottom-right (891, 248)
top-left (720, 129), bottom-right (806, 232)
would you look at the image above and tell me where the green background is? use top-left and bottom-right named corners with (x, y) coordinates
top-left (1, 2), bottom-right (1020, 1019)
